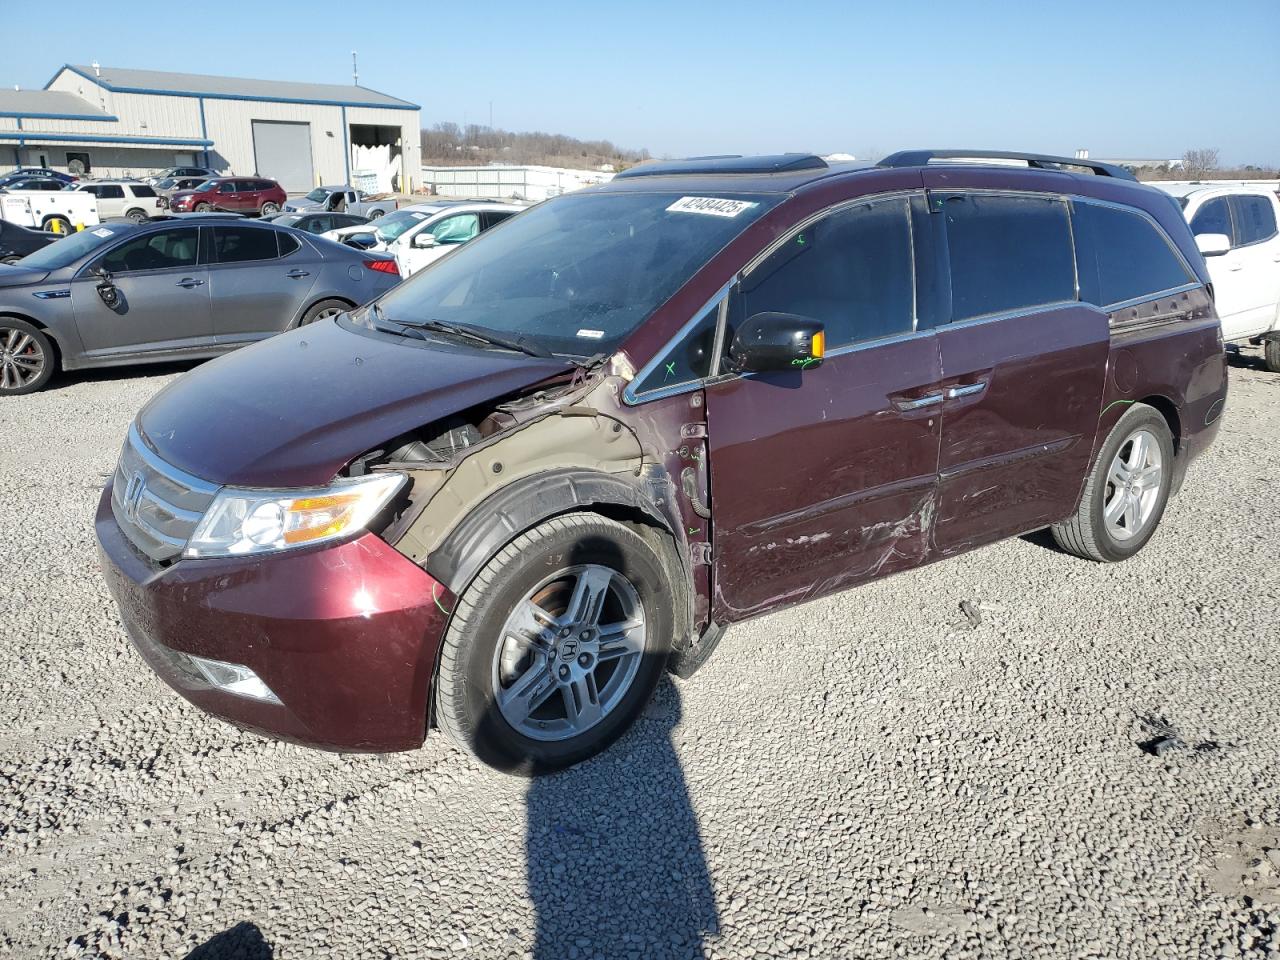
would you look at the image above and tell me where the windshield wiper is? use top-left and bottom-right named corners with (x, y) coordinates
top-left (415, 318), bottom-right (552, 360)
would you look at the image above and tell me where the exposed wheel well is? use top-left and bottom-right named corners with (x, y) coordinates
top-left (1137, 394), bottom-right (1182, 455)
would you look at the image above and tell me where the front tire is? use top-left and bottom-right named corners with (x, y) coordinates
top-left (0, 318), bottom-right (56, 394)
top-left (1051, 403), bottom-right (1175, 562)
top-left (1265, 337), bottom-right (1280, 373)
top-left (435, 513), bottom-right (678, 775)
top-left (195, 202), bottom-right (212, 213)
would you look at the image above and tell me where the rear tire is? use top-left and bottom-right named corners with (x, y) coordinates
top-left (1051, 403), bottom-right (1174, 562)
top-left (1265, 338), bottom-right (1280, 373)
top-left (367, 209), bottom-right (385, 220)
top-left (260, 202), bottom-right (279, 217)
top-left (435, 513), bottom-right (677, 775)
top-left (125, 208), bottom-right (148, 224)
top-left (42, 215), bottom-right (71, 234)
top-left (295, 299), bottom-right (351, 327)
top-left (0, 317), bottom-right (56, 395)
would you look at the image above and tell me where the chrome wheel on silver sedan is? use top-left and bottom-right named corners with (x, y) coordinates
top-left (0, 321), bottom-right (54, 395)
top-left (493, 564), bottom-right (646, 742)
top-left (1103, 428), bottom-right (1164, 541)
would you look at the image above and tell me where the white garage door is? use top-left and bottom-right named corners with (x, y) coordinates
top-left (251, 121), bottom-right (314, 193)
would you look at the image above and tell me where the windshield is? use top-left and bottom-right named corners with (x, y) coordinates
top-left (156, 178), bottom-right (176, 189)
top-left (273, 214), bottom-right (304, 227)
top-left (304, 188), bottom-right (330, 202)
top-left (191, 180), bottom-right (217, 193)
top-left (15, 224), bottom-right (126, 271)
top-left (371, 208), bottom-right (433, 242)
top-left (370, 191), bottom-right (779, 357)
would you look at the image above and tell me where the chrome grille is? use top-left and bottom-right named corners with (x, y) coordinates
top-left (111, 424), bottom-right (219, 563)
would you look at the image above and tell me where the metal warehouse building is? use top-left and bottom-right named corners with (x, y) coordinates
top-left (0, 64), bottom-right (421, 193)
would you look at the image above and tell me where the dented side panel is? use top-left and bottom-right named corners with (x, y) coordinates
top-left (705, 334), bottom-right (943, 623)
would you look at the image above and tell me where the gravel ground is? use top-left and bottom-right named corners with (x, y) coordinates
top-left (1, 350), bottom-right (1278, 960)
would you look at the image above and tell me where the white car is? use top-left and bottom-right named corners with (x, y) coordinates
top-left (322, 201), bottom-right (525, 277)
top-left (1156, 183), bottom-right (1280, 370)
top-left (76, 181), bottom-right (164, 223)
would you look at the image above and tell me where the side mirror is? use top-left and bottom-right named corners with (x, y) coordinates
top-left (91, 265), bottom-right (113, 283)
top-left (345, 232), bottom-right (378, 251)
top-left (728, 312), bottom-right (826, 373)
top-left (412, 233), bottom-right (439, 249)
top-left (1195, 232), bottom-right (1231, 257)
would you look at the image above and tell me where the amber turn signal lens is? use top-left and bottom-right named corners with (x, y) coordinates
top-left (810, 330), bottom-right (825, 358)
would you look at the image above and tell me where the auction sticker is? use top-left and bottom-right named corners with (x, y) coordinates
top-left (576, 329), bottom-right (605, 339)
top-left (667, 196), bottom-right (758, 218)
top-left (92, 228), bottom-right (114, 238)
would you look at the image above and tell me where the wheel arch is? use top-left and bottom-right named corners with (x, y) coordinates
top-left (0, 310), bottom-right (63, 362)
top-left (422, 467), bottom-right (679, 598)
top-left (289, 295), bottom-right (357, 328)
top-left (1136, 393), bottom-right (1182, 456)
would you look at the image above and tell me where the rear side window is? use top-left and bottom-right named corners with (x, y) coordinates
top-left (1230, 196), bottom-right (1277, 246)
top-left (939, 193), bottom-right (1075, 321)
top-left (1074, 202), bottom-right (1193, 307)
top-left (213, 227), bottom-right (279, 263)
top-left (129, 185), bottom-right (157, 198)
top-left (1189, 197), bottom-right (1231, 239)
top-left (97, 185), bottom-right (125, 199)
top-left (739, 196), bottom-right (915, 347)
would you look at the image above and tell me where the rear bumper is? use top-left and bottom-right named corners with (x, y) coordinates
top-left (96, 485), bottom-right (454, 752)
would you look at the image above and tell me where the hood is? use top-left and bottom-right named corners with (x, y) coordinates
top-left (138, 317), bottom-right (572, 488)
top-left (284, 199), bottom-right (321, 212)
top-left (0, 264), bottom-right (50, 287)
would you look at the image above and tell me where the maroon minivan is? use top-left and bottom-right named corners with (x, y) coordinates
top-left (168, 177), bottom-right (286, 217)
top-left (97, 150), bottom-right (1227, 774)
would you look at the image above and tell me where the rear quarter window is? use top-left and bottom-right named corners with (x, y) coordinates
top-left (1074, 202), bottom-right (1193, 308)
top-left (129, 185), bottom-right (157, 198)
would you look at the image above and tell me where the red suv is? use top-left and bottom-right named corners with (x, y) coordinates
top-left (97, 150), bottom-right (1227, 774)
top-left (168, 177), bottom-right (286, 217)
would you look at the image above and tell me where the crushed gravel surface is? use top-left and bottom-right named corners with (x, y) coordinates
top-left (1, 351), bottom-right (1278, 959)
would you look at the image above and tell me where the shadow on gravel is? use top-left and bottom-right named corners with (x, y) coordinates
top-left (45, 358), bottom-right (203, 393)
top-left (526, 681), bottom-right (717, 960)
top-left (1225, 347), bottom-right (1269, 372)
top-left (184, 921), bottom-right (273, 959)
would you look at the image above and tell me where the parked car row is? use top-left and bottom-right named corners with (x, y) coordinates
top-left (0, 214), bottom-right (400, 393)
top-left (85, 149), bottom-right (1235, 776)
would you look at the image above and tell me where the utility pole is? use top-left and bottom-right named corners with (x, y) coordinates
top-left (489, 100), bottom-right (494, 130)
top-left (352, 51), bottom-right (359, 86)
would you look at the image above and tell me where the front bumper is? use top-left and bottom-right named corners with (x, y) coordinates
top-left (96, 485), bottom-right (454, 752)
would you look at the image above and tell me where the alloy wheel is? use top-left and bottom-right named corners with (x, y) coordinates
top-left (0, 326), bottom-right (46, 392)
top-left (1103, 428), bottom-right (1163, 541)
top-left (493, 564), bottom-right (646, 742)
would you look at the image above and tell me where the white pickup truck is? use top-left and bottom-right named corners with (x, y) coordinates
top-left (282, 185), bottom-right (399, 219)
top-left (1156, 183), bottom-right (1280, 371)
top-left (0, 190), bottom-right (100, 233)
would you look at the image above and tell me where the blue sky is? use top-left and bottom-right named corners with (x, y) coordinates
top-left (8, 0), bottom-right (1279, 165)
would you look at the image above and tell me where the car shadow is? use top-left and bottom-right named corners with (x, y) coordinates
top-left (1225, 346), bottom-right (1268, 371)
top-left (525, 679), bottom-right (718, 960)
top-left (46, 358), bottom-right (203, 393)
top-left (184, 921), bottom-right (272, 959)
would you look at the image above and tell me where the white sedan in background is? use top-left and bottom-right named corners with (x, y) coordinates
top-left (321, 201), bottom-right (525, 277)
top-left (1156, 183), bottom-right (1280, 370)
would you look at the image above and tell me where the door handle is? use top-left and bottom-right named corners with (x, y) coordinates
top-left (894, 392), bottom-right (944, 411)
top-left (286, 270), bottom-right (311, 279)
top-left (175, 278), bottom-right (204, 288)
top-left (945, 381), bottom-right (988, 400)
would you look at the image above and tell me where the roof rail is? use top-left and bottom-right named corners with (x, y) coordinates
top-left (877, 149), bottom-right (1137, 182)
top-left (615, 154), bottom-right (829, 179)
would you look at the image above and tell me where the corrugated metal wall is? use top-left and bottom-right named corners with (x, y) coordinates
top-left (8, 68), bottom-right (422, 192)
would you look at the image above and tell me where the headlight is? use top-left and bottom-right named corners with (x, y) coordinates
top-left (185, 472), bottom-right (406, 558)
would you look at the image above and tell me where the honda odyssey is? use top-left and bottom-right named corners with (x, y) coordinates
top-left (96, 150), bottom-right (1227, 774)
